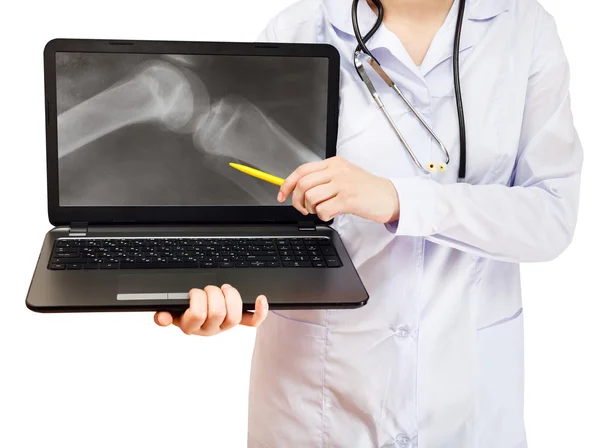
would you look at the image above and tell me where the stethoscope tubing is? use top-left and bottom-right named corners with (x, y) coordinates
top-left (351, 0), bottom-right (467, 179)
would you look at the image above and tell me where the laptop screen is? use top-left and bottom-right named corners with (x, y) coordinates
top-left (55, 52), bottom-right (329, 207)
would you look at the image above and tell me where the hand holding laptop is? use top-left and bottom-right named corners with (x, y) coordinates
top-left (153, 157), bottom-right (395, 335)
top-left (154, 284), bottom-right (269, 335)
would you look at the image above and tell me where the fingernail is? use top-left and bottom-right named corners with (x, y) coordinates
top-left (260, 296), bottom-right (268, 309)
top-left (222, 283), bottom-right (232, 289)
top-left (277, 192), bottom-right (283, 202)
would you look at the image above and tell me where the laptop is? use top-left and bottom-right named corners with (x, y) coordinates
top-left (25, 38), bottom-right (369, 314)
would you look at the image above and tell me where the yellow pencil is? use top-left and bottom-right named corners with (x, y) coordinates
top-left (229, 162), bottom-right (285, 186)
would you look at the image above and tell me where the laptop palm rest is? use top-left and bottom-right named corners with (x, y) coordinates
top-left (116, 273), bottom-right (217, 300)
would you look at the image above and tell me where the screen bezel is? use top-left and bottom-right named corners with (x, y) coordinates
top-left (44, 38), bottom-right (340, 226)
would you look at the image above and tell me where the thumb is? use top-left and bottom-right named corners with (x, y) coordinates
top-left (240, 295), bottom-right (269, 327)
top-left (154, 311), bottom-right (173, 327)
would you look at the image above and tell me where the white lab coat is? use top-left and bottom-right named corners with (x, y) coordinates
top-left (247, 0), bottom-right (583, 447)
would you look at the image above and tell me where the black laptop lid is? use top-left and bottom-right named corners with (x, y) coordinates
top-left (44, 39), bottom-right (340, 226)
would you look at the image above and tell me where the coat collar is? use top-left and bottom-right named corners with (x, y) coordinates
top-left (324, 0), bottom-right (511, 77)
top-left (324, 0), bottom-right (511, 37)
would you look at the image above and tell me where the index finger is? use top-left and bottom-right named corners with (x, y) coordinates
top-left (178, 288), bottom-right (208, 335)
top-left (278, 160), bottom-right (328, 202)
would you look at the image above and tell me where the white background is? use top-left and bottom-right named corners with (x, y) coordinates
top-left (1, 1), bottom-right (598, 447)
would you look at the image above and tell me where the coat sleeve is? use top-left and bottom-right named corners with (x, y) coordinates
top-left (256, 18), bottom-right (278, 41)
top-left (254, 0), bottom-right (322, 42)
top-left (385, 10), bottom-right (583, 263)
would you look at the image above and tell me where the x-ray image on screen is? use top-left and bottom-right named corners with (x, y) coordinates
top-left (55, 52), bottom-right (329, 206)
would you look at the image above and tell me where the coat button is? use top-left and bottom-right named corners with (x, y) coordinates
top-left (395, 327), bottom-right (411, 339)
top-left (398, 434), bottom-right (412, 447)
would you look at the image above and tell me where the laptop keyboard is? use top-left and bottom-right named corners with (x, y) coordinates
top-left (48, 237), bottom-right (342, 270)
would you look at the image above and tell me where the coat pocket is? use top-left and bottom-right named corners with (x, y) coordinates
top-left (476, 309), bottom-right (527, 447)
top-left (248, 311), bottom-right (327, 447)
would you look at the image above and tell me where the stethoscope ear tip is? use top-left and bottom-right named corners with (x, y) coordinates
top-left (426, 162), bottom-right (448, 173)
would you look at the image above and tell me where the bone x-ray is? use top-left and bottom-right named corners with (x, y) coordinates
top-left (55, 52), bottom-right (329, 206)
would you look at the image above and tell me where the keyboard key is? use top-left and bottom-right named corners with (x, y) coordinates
top-left (52, 257), bottom-right (83, 264)
top-left (166, 262), bottom-right (183, 268)
top-left (283, 261), bottom-right (311, 267)
top-left (49, 264), bottom-right (65, 270)
top-left (311, 261), bottom-right (326, 267)
top-left (321, 247), bottom-right (337, 256)
top-left (66, 263), bottom-right (83, 270)
top-left (318, 238), bottom-right (332, 245)
top-left (246, 256), bottom-right (277, 261)
top-left (120, 262), bottom-right (138, 269)
top-left (250, 261), bottom-right (266, 267)
top-left (325, 257), bottom-right (341, 267)
top-left (199, 262), bottom-right (217, 268)
top-left (54, 252), bottom-right (80, 258)
top-left (56, 247), bottom-right (79, 254)
top-left (267, 261), bottom-right (281, 267)
top-left (219, 262), bottom-right (234, 268)
top-left (171, 262), bottom-right (198, 268)
top-left (235, 262), bottom-right (249, 268)
top-left (83, 263), bottom-right (99, 269)
top-left (99, 263), bottom-right (119, 269)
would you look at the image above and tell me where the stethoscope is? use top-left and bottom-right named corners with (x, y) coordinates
top-left (351, 0), bottom-right (468, 180)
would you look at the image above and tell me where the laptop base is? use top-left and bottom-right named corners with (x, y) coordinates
top-left (26, 224), bottom-right (369, 313)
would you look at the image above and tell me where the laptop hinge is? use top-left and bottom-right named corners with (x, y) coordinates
top-left (298, 220), bottom-right (316, 231)
top-left (69, 222), bottom-right (88, 237)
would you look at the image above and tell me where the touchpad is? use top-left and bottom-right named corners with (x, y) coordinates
top-left (116, 273), bottom-right (218, 300)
